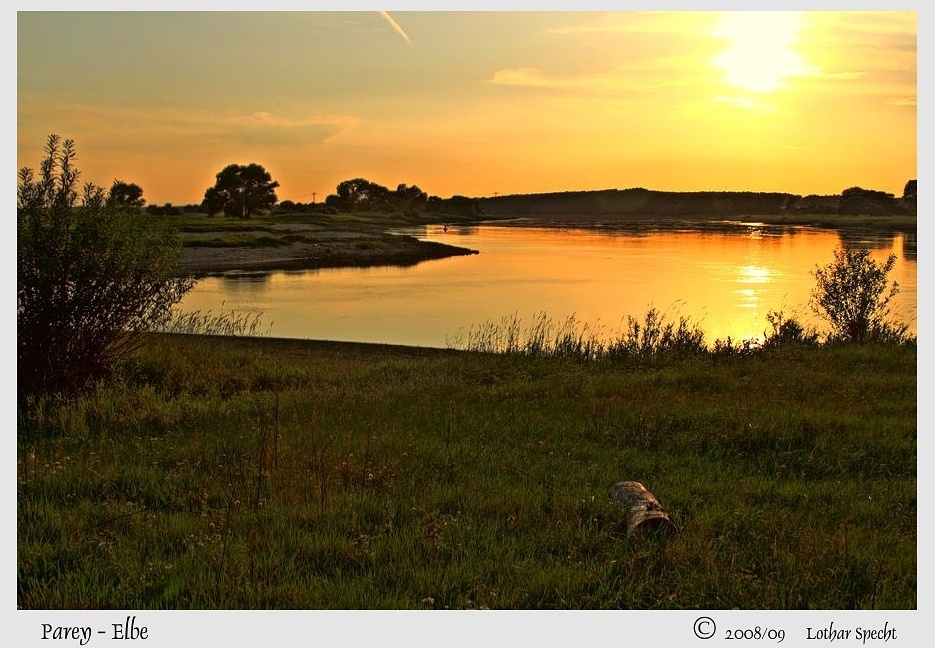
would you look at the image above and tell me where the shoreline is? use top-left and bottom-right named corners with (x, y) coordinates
top-left (180, 233), bottom-right (478, 276)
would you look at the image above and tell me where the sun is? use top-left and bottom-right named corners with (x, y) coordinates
top-left (712, 12), bottom-right (810, 93)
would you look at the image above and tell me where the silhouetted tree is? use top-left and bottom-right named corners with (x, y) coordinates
top-left (202, 163), bottom-right (279, 218)
top-left (394, 183), bottom-right (428, 216)
top-left (903, 179), bottom-right (916, 201)
top-left (327, 178), bottom-right (391, 212)
top-left (144, 204), bottom-right (175, 217)
top-left (201, 186), bottom-right (225, 216)
top-left (839, 186), bottom-right (898, 215)
top-left (106, 180), bottom-right (145, 213)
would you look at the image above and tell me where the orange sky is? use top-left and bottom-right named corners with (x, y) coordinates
top-left (16, 10), bottom-right (917, 206)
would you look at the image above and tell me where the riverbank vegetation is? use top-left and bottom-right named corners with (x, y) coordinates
top-left (17, 327), bottom-right (916, 609)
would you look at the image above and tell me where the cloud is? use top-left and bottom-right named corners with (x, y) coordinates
top-left (488, 55), bottom-right (717, 95)
top-left (489, 68), bottom-right (570, 89)
top-left (227, 112), bottom-right (361, 146)
top-left (379, 11), bottom-right (414, 47)
top-left (489, 66), bottom-right (631, 93)
top-left (17, 101), bottom-right (362, 155)
top-left (812, 71), bottom-right (865, 81)
top-left (544, 11), bottom-right (715, 36)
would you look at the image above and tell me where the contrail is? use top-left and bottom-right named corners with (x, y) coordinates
top-left (379, 11), bottom-right (413, 47)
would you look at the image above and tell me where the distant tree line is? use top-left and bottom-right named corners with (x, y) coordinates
top-left (84, 158), bottom-right (920, 221)
top-left (459, 184), bottom-right (917, 219)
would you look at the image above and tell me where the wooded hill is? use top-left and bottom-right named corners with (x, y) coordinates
top-left (430, 185), bottom-right (917, 219)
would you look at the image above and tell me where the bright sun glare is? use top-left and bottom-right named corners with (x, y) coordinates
top-left (712, 12), bottom-right (810, 93)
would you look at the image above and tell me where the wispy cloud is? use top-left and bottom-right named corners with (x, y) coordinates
top-left (380, 11), bottom-right (414, 48)
top-left (490, 68), bottom-right (572, 89)
top-left (17, 101), bottom-right (363, 151)
top-left (545, 11), bottom-right (715, 36)
top-left (489, 55), bottom-right (716, 95)
top-left (228, 112), bottom-right (362, 146)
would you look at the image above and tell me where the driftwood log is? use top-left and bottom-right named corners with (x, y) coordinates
top-left (609, 481), bottom-right (678, 536)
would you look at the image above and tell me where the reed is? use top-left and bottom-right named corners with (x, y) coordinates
top-left (160, 304), bottom-right (270, 337)
top-left (448, 308), bottom-right (711, 359)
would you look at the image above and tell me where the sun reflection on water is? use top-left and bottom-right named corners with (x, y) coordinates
top-left (738, 265), bottom-right (772, 284)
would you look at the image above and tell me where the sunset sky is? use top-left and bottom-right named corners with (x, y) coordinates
top-left (16, 8), bottom-right (917, 206)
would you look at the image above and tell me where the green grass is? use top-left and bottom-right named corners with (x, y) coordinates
top-left (17, 333), bottom-right (916, 609)
top-left (169, 209), bottom-right (470, 236)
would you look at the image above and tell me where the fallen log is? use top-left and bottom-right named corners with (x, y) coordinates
top-left (609, 481), bottom-right (678, 536)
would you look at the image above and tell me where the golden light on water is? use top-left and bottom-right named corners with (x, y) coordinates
top-left (736, 288), bottom-right (761, 312)
top-left (738, 265), bottom-right (772, 284)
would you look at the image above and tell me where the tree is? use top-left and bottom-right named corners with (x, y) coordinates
top-left (327, 178), bottom-right (390, 212)
top-left (838, 186), bottom-right (898, 215)
top-left (394, 183), bottom-right (428, 216)
top-left (107, 180), bottom-right (146, 213)
top-left (201, 163), bottom-right (279, 218)
top-left (810, 246), bottom-right (909, 344)
top-left (201, 186), bottom-right (225, 216)
top-left (902, 179), bottom-right (917, 213)
top-left (17, 134), bottom-right (194, 398)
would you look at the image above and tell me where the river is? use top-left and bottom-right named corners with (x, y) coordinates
top-left (176, 222), bottom-right (917, 348)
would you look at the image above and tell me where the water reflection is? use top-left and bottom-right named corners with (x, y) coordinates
top-left (179, 224), bottom-right (916, 348)
top-left (219, 272), bottom-right (272, 288)
top-left (902, 233), bottom-right (917, 261)
top-left (738, 265), bottom-right (771, 284)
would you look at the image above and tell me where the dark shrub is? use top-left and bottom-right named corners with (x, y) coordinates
top-left (18, 135), bottom-right (193, 398)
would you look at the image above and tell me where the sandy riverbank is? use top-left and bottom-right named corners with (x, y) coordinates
top-left (179, 232), bottom-right (477, 275)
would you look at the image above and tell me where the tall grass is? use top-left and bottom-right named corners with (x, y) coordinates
top-left (160, 303), bottom-right (270, 337)
top-left (448, 306), bottom-right (914, 361)
top-left (447, 308), bottom-right (712, 359)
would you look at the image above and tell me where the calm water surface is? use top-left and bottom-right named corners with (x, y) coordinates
top-left (178, 223), bottom-right (917, 348)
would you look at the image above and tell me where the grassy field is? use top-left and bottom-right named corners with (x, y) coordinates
top-left (170, 209), bottom-right (494, 243)
top-left (17, 331), bottom-right (916, 609)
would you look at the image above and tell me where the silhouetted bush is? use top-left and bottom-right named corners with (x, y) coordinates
top-left (761, 310), bottom-right (820, 349)
top-left (810, 247), bottom-right (911, 344)
top-left (17, 135), bottom-right (193, 398)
